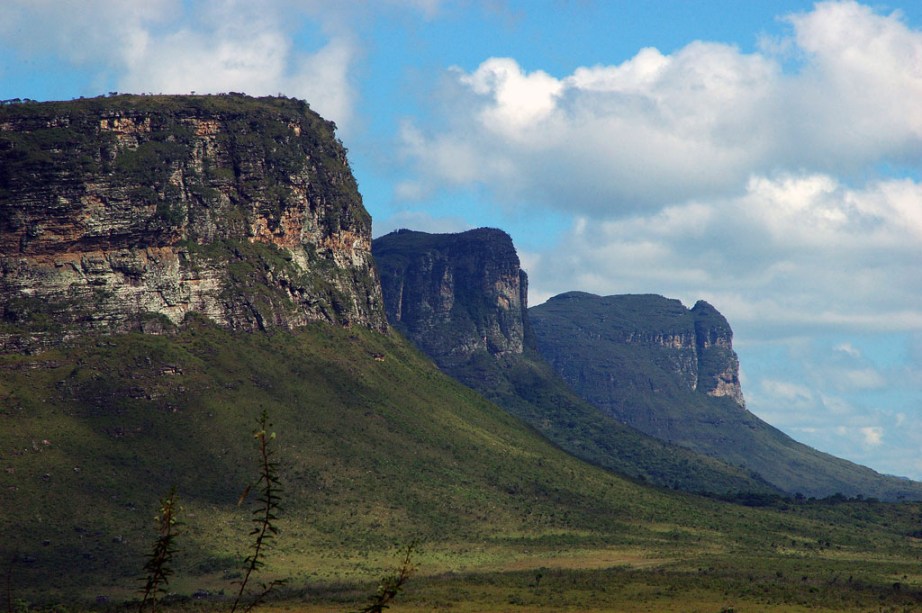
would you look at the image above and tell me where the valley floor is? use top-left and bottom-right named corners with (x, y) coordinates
top-left (98, 545), bottom-right (922, 612)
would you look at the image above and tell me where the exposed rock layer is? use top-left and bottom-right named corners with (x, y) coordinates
top-left (0, 95), bottom-right (385, 349)
top-left (529, 291), bottom-right (922, 500)
top-left (373, 228), bottom-right (528, 369)
top-left (373, 229), bottom-right (785, 497)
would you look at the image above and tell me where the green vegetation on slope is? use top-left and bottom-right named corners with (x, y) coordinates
top-left (1, 320), bottom-right (920, 607)
top-left (530, 291), bottom-right (922, 501)
top-left (447, 348), bottom-right (780, 497)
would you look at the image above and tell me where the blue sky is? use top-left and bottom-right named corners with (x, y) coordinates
top-left (2, 0), bottom-right (922, 481)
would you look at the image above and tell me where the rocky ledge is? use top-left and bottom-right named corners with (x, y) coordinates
top-left (0, 94), bottom-right (386, 351)
top-left (372, 228), bottom-right (529, 370)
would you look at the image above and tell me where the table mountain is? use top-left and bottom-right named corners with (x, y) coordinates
top-left (530, 291), bottom-right (922, 500)
top-left (373, 228), bottom-right (781, 496)
top-left (0, 94), bottom-right (385, 352)
top-left (373, 227), bottom-right (529, 369)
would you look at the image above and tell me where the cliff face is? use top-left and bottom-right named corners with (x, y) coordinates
top-left (528, 292), bottom-right (922, 500)
top-left (0, 95), bottom-right (385, 349)
top-left (372, 228), bottom-right (528, 369)
top-left (530, 292), bottom-right (745, 412)
top-left (691, 300), bottom-right (745, 406)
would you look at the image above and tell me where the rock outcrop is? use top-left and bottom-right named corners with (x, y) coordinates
top-left (373, 229), bottom-right (785, 497)
top-left (691, 300), bottom-right (745, 406)
top-left (0, 94), bottom-right (385, 350)
top-left (372, 228), bottom-right (528, 370)
top-left (529, 292), bottom-right (922, 500)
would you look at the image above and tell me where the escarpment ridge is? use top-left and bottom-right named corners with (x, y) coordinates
top-left (0, 94), bottom-right (385, 350)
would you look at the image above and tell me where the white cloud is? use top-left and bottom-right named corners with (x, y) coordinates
top-left (459, 58), bottom-right (563, 136)
top-left (834, 342), bottom-right (862, 358)
top-left (0, 0), bottom-right (440, 130)
top-left (521, 172), bottom-right (922, 337)
top-left (402, 1), bottom-right (922, 215)
top-left (860, 426), bottom-right (884, 446)
top-left (786, 1), bottom-right (922, 152)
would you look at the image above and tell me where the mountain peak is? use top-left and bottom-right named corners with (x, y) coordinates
top-left (373, 227), bottom-right (528, 368)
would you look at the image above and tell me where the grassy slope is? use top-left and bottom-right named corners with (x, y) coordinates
top-left (1, 320), bottom-right (920, 607)
top-left (448, 349), bottom-right (781, 497)
top-left (529, 293), bottom-right (922, 501)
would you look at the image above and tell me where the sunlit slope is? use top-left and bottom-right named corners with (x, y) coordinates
top-left (1, 320), bottom-right (918, 603)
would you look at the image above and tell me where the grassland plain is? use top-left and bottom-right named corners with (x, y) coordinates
top-left (1, 320), bottom-right (921, 610)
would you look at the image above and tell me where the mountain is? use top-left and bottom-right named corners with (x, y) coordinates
top-left (373, 227), bottom-right (529, 368)
top-left (530, 291), bottom-right (922, 501)
top-left (0, 96), bottom-right (693, 600)
top-left (373, 228), bottom-right (780, 496)
top-left (3, 96), bottom-right (920, 608)
top-left (0, 94), bottom-right (385, 353)
top-left (0, 96), bottom-right (743, 601)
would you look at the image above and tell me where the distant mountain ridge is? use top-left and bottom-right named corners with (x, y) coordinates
top-left (373, 228), bottom-right (781, 496)
top-left (530, 291), bottom-right (922, 501)
top-left (375, 228), bottom-right (922, 502)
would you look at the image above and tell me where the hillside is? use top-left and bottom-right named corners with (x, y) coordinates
top-left (530, 291), bottom-right (922, 501)
top-left (2, 96), bottom-right (922, 609)
top-left (373, 228), bottom-right (780, 496)
top-left (4, 321), bottom-right (920, 607)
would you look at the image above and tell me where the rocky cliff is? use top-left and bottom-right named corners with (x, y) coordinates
top-left (529, 293), bottom-right (745, 410)
top-left (691, 300), bottom-right (745, 406)
top-left (530, 292), bottom-right (922, 500)
top-left (0, 94), bottom-right (385, 350)
top-left (372, 228), bottom-right (528, 369)
top-left (373, 229), bottom-right (783, 497)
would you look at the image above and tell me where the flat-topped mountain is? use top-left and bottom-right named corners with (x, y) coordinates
top-left (373, 227), bottom-right (529, 368)
top-left (373, 228), bottom-right (781, 496)
top-left (0, 94), bottom-right (385, 351)
top-left (531, 292), bottom-right (746, 433)
top-left (530, 291), bottom-right (922, 500)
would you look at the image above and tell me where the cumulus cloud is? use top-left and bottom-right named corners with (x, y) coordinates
top-left (859, 426), bottom-right (884, 446)
top-left (0, 0), bottom-right (441, 129)
top-left (523, 173), bottom-right (922, 335)
top-left (786, 1), bottom-right (922, 156)
top-left (402, 1), bottom-right (922, 214)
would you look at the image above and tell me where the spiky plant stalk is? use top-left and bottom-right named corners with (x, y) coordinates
top-left (355, 542), bottom-right (418, 613)
top-left (139, 486), bottom-right (180, 613)
top-left (5, 552), bottom-right (16, 613)
top-left (231, 409), bottom-right (285, 613)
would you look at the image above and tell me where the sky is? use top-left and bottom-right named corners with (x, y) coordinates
top-left (2, 0), bottom-right (922, 481)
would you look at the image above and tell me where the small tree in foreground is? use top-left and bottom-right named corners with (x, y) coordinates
top-left (231, 409), bottom-right (286, 613)
top-left (139, 486), bottom-right (181, 613)
top-left (355, 542), bottom-right (417, 613)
